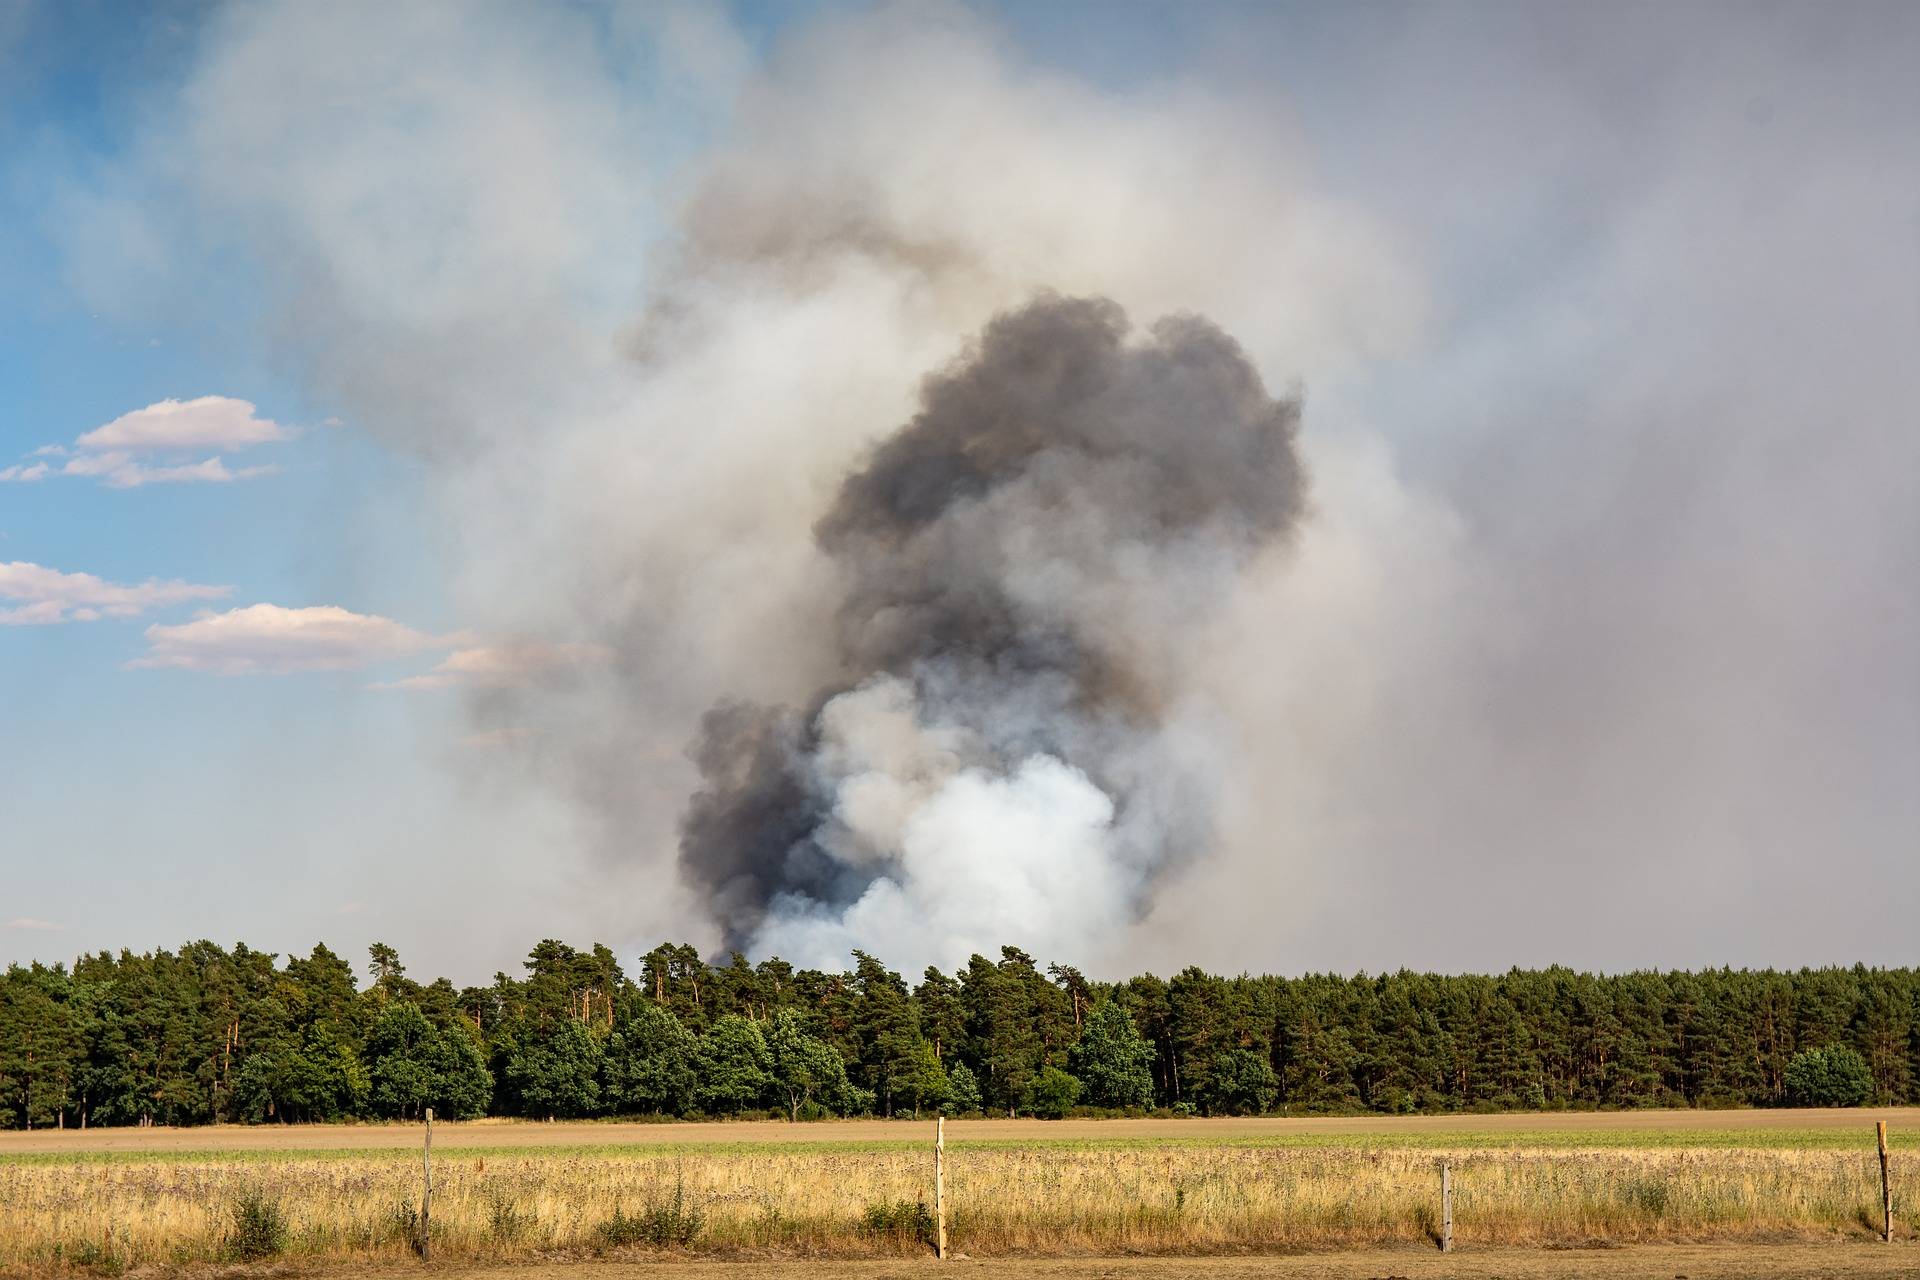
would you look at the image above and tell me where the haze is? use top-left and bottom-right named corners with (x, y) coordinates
top-left (1, 0), bottom-right (1914, 984)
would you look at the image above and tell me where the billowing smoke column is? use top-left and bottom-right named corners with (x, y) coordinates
top-left (678, 294), bottom-right (1307, 966)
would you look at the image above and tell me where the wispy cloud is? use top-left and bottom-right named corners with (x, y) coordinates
top-left (130, 603), bottom-right (464, 674)
top-left (59, 450), bottom-right (279, 489)
top-left (4, 396), bottom-right (291, 488)
top-left (124, 602), bottom-right (608, 690)
top-left (372, 641), bottom-right (612, 691)
top-left (0, 561), bottom-right (232, 626)
top-left (3, 917), bottom-right (69, 932)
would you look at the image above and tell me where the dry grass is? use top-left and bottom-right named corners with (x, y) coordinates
top-left (0, 1135), bottom-right (1912, 1275)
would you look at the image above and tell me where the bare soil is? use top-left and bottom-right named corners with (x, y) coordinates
top-left (5, 1107), bottom-right (1914, 1156)
top-left (269, 1243), bottom-right (1920, 1280)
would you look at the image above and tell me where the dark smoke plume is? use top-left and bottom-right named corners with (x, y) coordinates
top-left (678, 294), bottom-right (1307, 959)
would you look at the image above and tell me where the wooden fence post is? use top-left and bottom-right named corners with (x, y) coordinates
top-left (1880, 1121), bottom-right (1893, 1244)
top-left (934, 1115), bottom-right (948, 1259)
top-left (1440, 1160), bottom-right (1453, 1253)
top-left (421, 1107), bottom-right (434, 1261)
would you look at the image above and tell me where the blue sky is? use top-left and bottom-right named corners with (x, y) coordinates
top-left (2, 1), bottom-right (1914, 983)
top-left (3, 0), bottom-right (486, 965)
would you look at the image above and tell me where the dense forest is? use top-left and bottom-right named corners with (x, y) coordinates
top-left (0, 940), bottom-right (1914, 1128)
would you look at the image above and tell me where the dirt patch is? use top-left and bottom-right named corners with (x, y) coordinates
top-left (245, 1243), bottom-right (1920, 1280)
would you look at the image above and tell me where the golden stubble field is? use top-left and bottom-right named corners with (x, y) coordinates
top-left (0, 1110), bottom-right (1912, 1278)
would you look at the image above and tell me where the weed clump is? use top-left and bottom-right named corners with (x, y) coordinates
top-left (595, 1175), bottom-right (704, 1249)
top-left (383, 1201), bottom-right (423, 1254)
top-left (60, 1236), bottom-right (125, 1277)
top-left (226, 1187), bottom-right (289, 1260)
top-left (1621, 1175), bottom-right (1671, 1218)
top-left (487, 1194), bottom-right (529, 1242)
top-left (860, 1198), bottom-right (935, 1246)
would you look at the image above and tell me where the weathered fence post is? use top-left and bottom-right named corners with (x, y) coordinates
top-left (1880, 1120), bottom-right (1893, 1243)
top-left (421, 1106), bottom-right (434, 1261)
top-left (934, 1114), bottom-right (948, 1259)
top-left (1440, 1159), bottom-right (1453, 1253)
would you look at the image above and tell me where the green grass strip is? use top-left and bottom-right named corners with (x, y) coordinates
top-left (1, 1125), bottom-right (1905, 1166)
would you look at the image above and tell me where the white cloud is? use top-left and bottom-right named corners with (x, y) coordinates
top-left (0, 561), bottom-right (232, 626)
top-left (124, 604), bottom-right (608, 685)
top-left (10, 396), bottom-right (291, 488)
top-left (130, 603), bottom-right (461, 674)
top-left (59, 451), bottom-right (278, 489)
top-left (77, 395), bottom-right (289, 452)
top-left (373, 641), bottom-right (612, 691)
top-left (2, 917), bottom-right (68, 932)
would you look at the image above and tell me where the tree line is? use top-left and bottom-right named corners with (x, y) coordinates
top-left (0, 939), bottom-right (1913, 1128)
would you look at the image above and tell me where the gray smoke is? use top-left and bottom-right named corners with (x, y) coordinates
top-left (678, 294), bottom-right (1306, 960)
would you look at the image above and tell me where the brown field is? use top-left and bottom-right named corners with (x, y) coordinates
top-left (4, 1106), bottom-right (1915, 1155)
top-left (0, 1111), bottom-right (1911, 1277)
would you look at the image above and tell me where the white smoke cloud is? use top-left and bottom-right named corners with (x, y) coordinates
top-left (748, 666), bottom-right (1191, 971)
top-left (759, 744), bottom-right (1125, 971)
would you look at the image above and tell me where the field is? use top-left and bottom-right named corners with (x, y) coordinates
top-left (0, 1110), bottom-right (1913, 1278)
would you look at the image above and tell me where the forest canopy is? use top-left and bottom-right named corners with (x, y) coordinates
top-left (0, 941), bottom-right (1914, 1128)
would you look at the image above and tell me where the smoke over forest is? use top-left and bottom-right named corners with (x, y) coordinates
top-left (679, 295), bottom-right (1307, 959)
top-left (19, 2), bottom-right (1913, 984)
